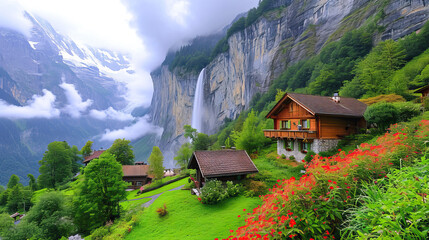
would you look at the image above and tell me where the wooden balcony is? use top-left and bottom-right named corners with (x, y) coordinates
top-left (263, 129), bottom-right (317, 139)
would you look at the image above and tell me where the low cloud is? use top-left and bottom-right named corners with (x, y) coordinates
top-left (0, 0), bottom-right (32, 37)
top-left (0, 89), bottom-right (60, 119)
top-left (59, 82), bottom-right (93, 118)
top-left (89, 107), bottom-right (134, 121)
top-left (100, 116), bottom-right (163, 141)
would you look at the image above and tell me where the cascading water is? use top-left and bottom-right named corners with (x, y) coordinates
top-left (191, 68), bottom-right (205, 133)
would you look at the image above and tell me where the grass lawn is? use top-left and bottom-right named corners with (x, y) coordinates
top-left (120, 198), bottom-right (151, 211)
top-left (126, 178), bottom-right (188, 200)
top-left (125, 190), bottom-right (261, 240)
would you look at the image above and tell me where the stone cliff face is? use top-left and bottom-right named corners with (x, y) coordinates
top-left (150, 0), bottom-right (429, 165)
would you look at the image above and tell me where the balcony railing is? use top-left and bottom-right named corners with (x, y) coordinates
top-left (263, 129), bottom-right (317, 139)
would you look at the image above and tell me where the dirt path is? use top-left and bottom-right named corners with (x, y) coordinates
top-left (126, 184), bottom-right (185, 208)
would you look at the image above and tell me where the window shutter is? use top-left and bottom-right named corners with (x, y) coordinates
top-left (307, 142), bottom-right (311, 151)
top-left (284, 140), bottom-right (287, 149)
top-left (287, 120), bottom-right (291, 129)
top-left (298, 141), bottom-right (302, 151)
top-left (299, 120), bottom-right (301, 125)
top-left (291, 140), bottom-right (294, 150)
top-left (308, 119), bottom-right (311, 129)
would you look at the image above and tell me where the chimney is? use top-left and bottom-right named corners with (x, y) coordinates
top-left (221, 146), bottom-right (225, 149)
top-left (231, 147), bottom-right (236, 150)
top-left (332, 93), bottom-right (340, 103)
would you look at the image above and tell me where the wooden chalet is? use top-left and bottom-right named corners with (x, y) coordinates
top-left (415, 84), bottom-right (429, 99)
top-left (188, 150), bottom-right (258, 188)
top-left (264, 93), bottom-right (367, 160)
top-left (82, 150), bottom-right (105, 166)
top-left (122, 165), bottom-right (152, 189)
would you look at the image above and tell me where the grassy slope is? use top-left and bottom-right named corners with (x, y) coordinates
top-left (126, 178), bottom-right (188, 200)
top-left (126, 190), bottom-right (261, 240)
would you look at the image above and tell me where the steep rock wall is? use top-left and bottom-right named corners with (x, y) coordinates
top-left (150, 0), bottom-right (429, 166)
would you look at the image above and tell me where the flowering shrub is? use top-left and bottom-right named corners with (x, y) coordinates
top-left (220, 120), bottom-right (429, 239)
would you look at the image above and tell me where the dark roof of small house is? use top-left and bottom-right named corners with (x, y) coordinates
top-left (83, 150), bottom-right (105, 164)
top-left (415, 84), bottom-right (429, 93)
top-left (266, 93), bottom-right (367, 118)
top-left (122, 165), bottom-right (150, 177)
top-left (188, 150), bottom-right (258, 178)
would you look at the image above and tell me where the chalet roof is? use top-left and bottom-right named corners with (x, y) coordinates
top-left (83, 150), bottom-right (105, 164)
top-left (266, 93), bottom-right (367, 118)
top-left (188, 150), bottom-right (258, 178)
top-left (10, 212), bottom-right (20, 218)
top-left (414, 84), bottom-right (429, 93)
top-left (122, 165), bottom-right (150, 177)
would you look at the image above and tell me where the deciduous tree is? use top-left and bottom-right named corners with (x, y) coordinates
top-left (7, 174), bottom-right (20, 189)
top-left (107, 138), bottom-right (135, 165)
top-left (74, 153), bottom-right (127, 234)
top-left (148, 146), bottom-right (165, 180)
top-left (232, 109), bottom-right (269, 154)
top-left (38, 141), bottom-right (73, 189)
top-left (174, 143), bottom-right (193, 169)
top-left (81, 140), bottom-right (93, 157)
top-left (27, 174), bottom-right (38, 192)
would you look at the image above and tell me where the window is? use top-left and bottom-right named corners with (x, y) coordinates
top-left (281, 120), bottom-right (291, 129)
top-left (300, 119), bottom-right (311, 129)
top-left (136, 181), bottom-right (142, 186)
top-left (298, 141), bottom-right (311, 153)
top-left (284, 139), bottom-right (294, 151)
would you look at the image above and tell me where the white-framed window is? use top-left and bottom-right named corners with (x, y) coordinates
top-left (299, 141), bottom-right (311, 153)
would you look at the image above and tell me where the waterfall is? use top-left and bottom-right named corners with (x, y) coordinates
top-left (191, 68), bottom-right (205, 133)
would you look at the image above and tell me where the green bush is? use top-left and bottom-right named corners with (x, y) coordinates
top-left (200, 180), bottom-right (241, 205)
top-left (91, 227), bottom-right (110, 240)
top-left (424, 97), bottom-right (429, 111)
top-left (393, 101), bottom-right (421, 122)
top-left (364, 101), bottom-right (399, 131)
top-left (304, 150), bottom-right (316, 163)
top-left (244, 180), bottom-right (267, 197)
top-left (289, 155), bottom-right (295, 161)
top-left (342, 155), bottom-right (429, 239)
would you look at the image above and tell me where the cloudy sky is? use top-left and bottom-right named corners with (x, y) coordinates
top-left (0, 0), bottom-right (258, 141)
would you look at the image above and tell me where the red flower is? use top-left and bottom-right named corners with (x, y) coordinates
top-left (329, 186), bottom-right (334, 190)
top-left (289, 219), bottom-right (296, 228)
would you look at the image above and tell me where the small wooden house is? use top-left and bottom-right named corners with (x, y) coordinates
top-left (82, 150), bottom-right (105, 166)
top-left (264, 93), bottom-right (367, 160)
top-left (188, 150), bottom-right (258, 188)
top-left (122, 165), bottom-right (152, 189)
top-left (415, 84), bottom-right (429, 99)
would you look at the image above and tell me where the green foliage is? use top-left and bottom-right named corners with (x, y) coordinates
top-left (25, 191), bottom-right (76, 240)
top-left (342, 155), bottom-right (429, 239)
top-left (81, 140), bottom-right (93, 157)
top-left (392, 102), bottom-right (422, 122)
top-left (0, 213), bottom-right (14, 235)
top-left (6, 185), bottom-right (31, 213)
top-left (275, 89), bottom-right (286, 102)
top-left (231, 109), bottom-right (269, 154)
top-left (174, 142), bottom-right (193, 169)
top-left (193, 133), bottom-right (210, 150)
top-left (73, 153), bottom-right (127, 234)
top-left (200, 180), bottom-right (241, 205)
top-left (163, 34), bottom-right (223, 73)
top-left (38, 141), bottom-right (74, 189)
top-left (7, 174), bottom-right (20, 189)
top-left (27, 174), bottom-right (38, 192)
top-left (424, 97), bottom-right (429, 111)
top-left (107, 138), bottom-right (135, 165)
top-left (3, 222), bottom-right (43, 240)
top-left (148, 146), bottom-right (165, 180)
top-left (304, 150), bottom-right (316, 163)
top-left (399, 20), bottom-right (429, 61)
top-left (183, 125), bottom-right (197, 142)
top-left (351, 40), bottom-right (406, 98)
top-left (364, 102), bottom-right (399, 131)
top-left (224, 137), bottom-right (232, 149)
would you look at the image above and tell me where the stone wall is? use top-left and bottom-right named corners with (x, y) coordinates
top-left (276, 138), bottom-right (340, 161)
